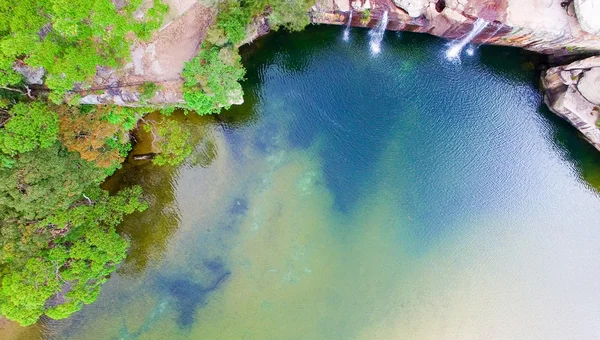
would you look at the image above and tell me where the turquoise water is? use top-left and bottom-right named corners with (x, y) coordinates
top-left (8, 26), bottom-right (600, 339)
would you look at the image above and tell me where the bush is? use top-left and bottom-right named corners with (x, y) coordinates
top-left (361, 9), bottom-right (371, 25)
top-left (182, 44), bottom-right (245, 115)
top-left (217, 1), bottom-right (253, 44)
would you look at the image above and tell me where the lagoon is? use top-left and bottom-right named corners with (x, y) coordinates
top-left (9, 26), bottom-right (600, 339)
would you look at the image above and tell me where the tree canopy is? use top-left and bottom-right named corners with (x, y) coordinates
top-left (0, 0), bottom-right (167, 102)
top-left (0, 0), bottom-right (316, 326)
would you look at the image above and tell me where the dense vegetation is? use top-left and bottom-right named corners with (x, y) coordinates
top-left (182, 0), bottom-right (314, 114)
top-left (0, 0), bottom-right (163, 326)
top-left (0, 0), bottom-right (315, 327)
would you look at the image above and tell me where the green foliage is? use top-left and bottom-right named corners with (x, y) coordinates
top-left (0, 186), bottom-right (147, 326)
top-left (267, 0), bottom-right (313, 31)
top-left (360, 9), bottom-right (371, 24)
top-left (56, 104), bottom-right (135, 173)
top-left (0, 97), bottom-right (149, 324)
top-left (235, 0), bottom-right (313, 32)
top-left (145, 120), bottom-right (192, 166)
top-left (182, 45), bottom-right (245, 115)
top-left (139, 82), bottom-right (159, 104)
top-left (181, 0), bottom-right (315, 115)
top-left (159, 105), bottom-right (177, 116)
top-left (102, 106), bottom-right (151, 130)
top-left (0, 0), bottom-right (167, 100)
top-left (0, 144), bottom-right (106, 221)
top-left (0, 0), bottom-right (170, 327)
top-left (217, 1), bottom-right (253, 44)
top-left (0, 102), bottom-right (58, 159)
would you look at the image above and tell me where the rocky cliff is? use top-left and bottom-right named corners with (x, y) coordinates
top-left (23, 0), bottom-right (600, 152)
top-left (72, 0), bottom-right (600, 108)
top-left (313, 0), bottom-right (600, 54)
top-left (543, 56), bottom-right (600, 151)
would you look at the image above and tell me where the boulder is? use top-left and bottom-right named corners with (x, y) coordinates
top-left (542, 55), bottom-right (600, 151)
top-left (12, 62), bottom-right (45, 85)
top-left (578, 67), bottom-right (600, 105)
top-left (392, 0), bottom-right (428, 17)
top-left (574, 0), bottom-right (600, 36)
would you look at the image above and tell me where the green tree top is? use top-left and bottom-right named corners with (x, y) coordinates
top-left (0, 186), bottom-right (147, 326)
top-left (0, 0), bottom-right (167, 101)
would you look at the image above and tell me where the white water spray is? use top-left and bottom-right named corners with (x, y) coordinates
top-left (445, 18), bottom-right (488, 62)
top-left (466, 45), bottom-right (475, 56)
top-left (368, 10), bottom-right (388, 55)
top-left (343, 11), bottom-right (353, 41)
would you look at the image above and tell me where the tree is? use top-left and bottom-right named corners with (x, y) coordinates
top-left (0, 144), bottom-right (105, 222)
top-left (57, 105), bottom-right (142, 170)
top-left (182, 44), bottom-right (246, 115)
top-left (0, 0), bottom-right (167, 101)
top-left (0, 102), bottom-right (58, 163)
top-left (0, 186), bottom-right (147, 326)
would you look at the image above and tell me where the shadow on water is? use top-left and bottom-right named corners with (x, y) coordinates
top-left (234, 26), bottom-right (409, 213)
top-left (538, 105), bottom-right (600, 194)
top-left (102, 112), bottom-right (223, 277)
top-left (153, 258), bottom-right (231, 328)
top-left (478, 44), bottom-right (544, 84)
top-left (116, 262), bottom-right (230, 339)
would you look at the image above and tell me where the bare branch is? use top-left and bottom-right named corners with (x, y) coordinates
top-left (82, 193), bottom-right (93, 205)
top-left (0, 86), bottom-right (25, 94)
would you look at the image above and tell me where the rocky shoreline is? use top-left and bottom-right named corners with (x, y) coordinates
top-left (19, 0), bottom-right (600, 152)
top-left (543, 56), bottom-right (600, 151)
top-left (311, 0), bottom-right (600, 151)
top-left (313, 0), bottom-right (600, 55)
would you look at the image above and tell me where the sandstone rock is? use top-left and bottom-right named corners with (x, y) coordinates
top-left (80, 95), bottom-right (103, 105)
top-left (559, 70), bottom-right (579, 85)
top-left (228, 89), bottom-right (245, 106)
top-left (333, 0), bottom-right (350, 12)
top-left (351, 0), bottom-right (371, 11)
top-left (577, 68), bottom-right (600, 105)
top-left (563, 85), bottom-right (597, 125)
top-left (543, 55), bottom-right (600, 152)
top-left (393, 0), bottom-right (428, 17)
top-left (574, 0), bottom-right (600, 36)
top-left (565, 55), bottom-right (600, 70)
top-left (111, 0), bottom-right (126, 10)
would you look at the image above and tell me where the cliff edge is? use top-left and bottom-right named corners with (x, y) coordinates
top-left (543, 56), bottom-right (600, 151)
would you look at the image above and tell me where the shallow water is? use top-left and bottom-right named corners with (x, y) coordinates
top-left (7, 26), bottom-right (600, 339)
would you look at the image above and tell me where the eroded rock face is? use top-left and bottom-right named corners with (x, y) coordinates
top-left (313, 0), bottom-right (600, 54)
top-left (578, 68), bottom-right (600, 105)
top-left (574, 0), bottom-right (600, 36)
top-left (543, 56), bottom-right (600, 151)
top-left (392, 0), bottom-right (428, 17)
top-left (75, 0), bottom-right (600, 111)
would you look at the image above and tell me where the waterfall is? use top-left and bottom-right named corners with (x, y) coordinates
top-left (343, 11), bottom-right (353, 41)
top-left (445, 18), bottom-right (488, 62)
top-left (466, 24), bottom-right (502, 57)
top-left (369, 10), bottom-right (388, 55)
